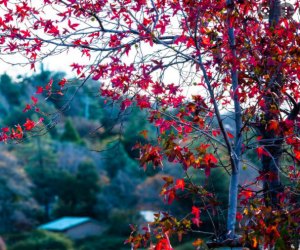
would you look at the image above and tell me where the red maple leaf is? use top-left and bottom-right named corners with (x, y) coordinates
top-left (236, 212), bottom-right (243, 222)
top-left (202, 36), bottom-right (210, 46)
top-left (152, 82), bottom-right (164, 95)
top-left (256, 146), bottom-right (269, 158)
top-left (136, 95), bottom-right (151, 109)
top-left (238, 189), bottom-right (254, 200)
top-left (192, 206), bottom-right (200, 218)
top-left (192, 217), bottom-right (202, 227)
top-left (198, 154), bottom-right (218, 177)
top-left (268, 120), bottom-right (279, 131)
top-left (36, 86), bottom-right (43, 94)
top-left (166, 189), bottom-right (176, 205)
top-left (48, 25), bottom-right (59, 36)
top-left (58, 78), bottom-right (67, 87)
top-left (156, 20), bottom-right (167, 35)
top-left (68, 19), bottom-right (79, 30)
top-left (23, 104), bottom-right (31, 113)
top-left (31, 96), bottom-right (38, 105)
top-left (23, 119), bottom-right (35, 131)
top-left (11, 125), bottom-right (23, 139)
top-left (121, 98), bottom-right (132, 110)
top-left (174, 179), bottom-right (185, 191)
top-left (191, 206), bottom-right (202, 227)
top-left (0, 0), bottom-right (8, 7)
top-left (295, 149), bottom-right (300, 161)
top-left (45, 78), bottom-right (53, 91)
top-left (155, 238), bottom-right (172, 250)
top-left (2, 127), bottom-right (9, 133)
top-left (212, 129), bottom-right (220, 137)
top-left (203, 153), bottom-right (218, 165)
top-left (227, 131), bottom-right (234, 139)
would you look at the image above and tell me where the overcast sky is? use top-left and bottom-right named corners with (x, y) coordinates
top-left (1, 0), bottom-right (298, 86)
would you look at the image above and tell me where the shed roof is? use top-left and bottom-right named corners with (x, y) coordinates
top-left (38, 217), bottom-right (92, 231)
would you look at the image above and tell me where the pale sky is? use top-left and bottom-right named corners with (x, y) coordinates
top-left (0, 50), bottom-right (83, 79)
top-left (1, 0), bottom-right (298, 80)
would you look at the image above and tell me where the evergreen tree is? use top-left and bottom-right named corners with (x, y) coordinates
top-left (0, 73), bottom-right (22, 105)
top-left (54, 160), bottom-right (99, 217)
top-left (61, 119), bottom-right (83, 144)
top-left (103, 142), bottom-right (138, 179)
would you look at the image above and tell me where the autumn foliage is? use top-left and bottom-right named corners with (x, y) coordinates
top-left (0, 0), bottom-right (299, 249)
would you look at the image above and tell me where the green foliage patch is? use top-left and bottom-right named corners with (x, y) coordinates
top-left (7, 230), bottom-right (73, 250)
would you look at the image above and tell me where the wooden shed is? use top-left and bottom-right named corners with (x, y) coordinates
top-left (38, 217), bottom-right (103, 240)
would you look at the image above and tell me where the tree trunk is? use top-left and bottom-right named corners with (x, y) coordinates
top-left (226, 0), bottom-right (243, 238)
top-left (260, 0), bottom-right (283, 208)
top-left (260, 130), bottom-right (283, 207)
top-left (227, 171), bottom-right (240, 236)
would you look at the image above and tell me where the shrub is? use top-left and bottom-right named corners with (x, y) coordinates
top-left (9, 230), bottom-right (73, 250)
top-left (61, 119), bottom-right (84, 145)
top-left (77, 235), bottom-right (128, 250)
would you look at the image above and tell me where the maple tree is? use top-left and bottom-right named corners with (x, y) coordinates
top-left (0, 0), bottom-right (299, 249)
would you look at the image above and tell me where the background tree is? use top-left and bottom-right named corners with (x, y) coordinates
top-left (54, 160), bottom-right (99, 217)
top-left (61, 119), bottom-right (84, 145)
top-left (0, 148), bottom-right (38, 232)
